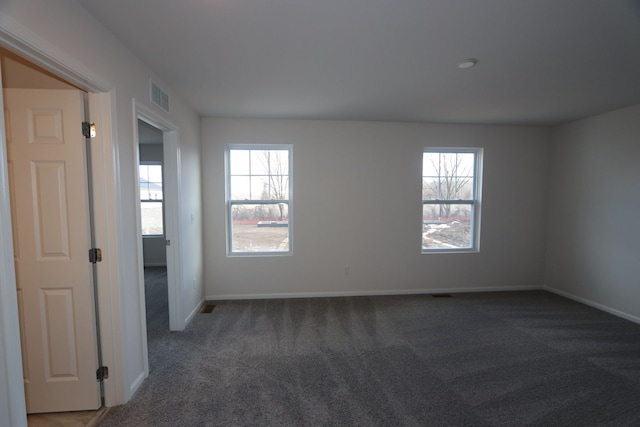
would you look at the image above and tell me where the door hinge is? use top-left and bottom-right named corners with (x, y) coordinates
top-left (82, 121), bottom-right (96, 138)
top-left (96, 366), bottom-right (109, 381)
top-left (89, 248), bottom-right (102, 263)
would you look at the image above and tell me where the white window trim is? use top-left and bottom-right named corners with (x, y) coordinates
top-left (225, 144), bottom-right (293, 256)
top-left (422, 147), bottom-right (483, 254)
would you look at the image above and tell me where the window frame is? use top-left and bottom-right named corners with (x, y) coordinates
top-left (421, 148), bottom-right (482, 254)
top-left (139, 162), bottom-right (164, 237)
top-left (225, 144), bottom-right (293, 256)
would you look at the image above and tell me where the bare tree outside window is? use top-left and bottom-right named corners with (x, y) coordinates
top-left (422, 150), bottom-right (480, 252)
top-left (256, 150), bottom-right (289, 219)
top-left (228, 146), bottom-right (291, 254)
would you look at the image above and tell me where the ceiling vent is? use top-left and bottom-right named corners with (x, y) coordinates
top-left (150, 80), bottom-right (169, 113)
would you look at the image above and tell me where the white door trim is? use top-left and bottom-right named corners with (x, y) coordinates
top-left (0, 62), bottom-right (28, 427)
top-left (0, 19), bottom-right (123, 423)
top-left (0, 12), bottom-right (109, 92)
top-left (87, 92), bottom-right (122, 407)
top-left (134, 101), bottom-right (184, 333)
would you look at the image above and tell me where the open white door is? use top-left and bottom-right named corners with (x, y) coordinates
top-left (5, 88), bottom-right (101, 413)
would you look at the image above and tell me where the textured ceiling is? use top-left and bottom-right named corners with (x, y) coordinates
top-left (78, 0), bottom-right (640, 125)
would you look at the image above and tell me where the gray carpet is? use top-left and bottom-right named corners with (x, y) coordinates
top-left (143, 266), bottom-right (169, 341)
top-left (98, 289), bottom-right (640, 426)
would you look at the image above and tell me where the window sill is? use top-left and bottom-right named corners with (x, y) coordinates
top-left (421, 249), bottom-right (479, 254)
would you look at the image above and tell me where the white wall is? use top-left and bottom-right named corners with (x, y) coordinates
top-left (139, 143), bottom-right (164, 163)
top-left (545, 104), bottom-right (640, 321)
top-left (142, 237), bottom-right (167, 267)
top-left (202, 118), bottom-right (550, 298)
top-left (0, 0), bottom-right (203, 418)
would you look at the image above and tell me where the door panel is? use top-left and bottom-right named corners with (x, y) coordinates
top-left (40, 288), bottom-right (79, 378)
top-left (5, 88), bottom-right (101, 413)
top-left (31, 161), bottom-right (70, 258)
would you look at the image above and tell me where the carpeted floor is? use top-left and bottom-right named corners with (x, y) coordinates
top-left (143, 266), bottom-right (170, 342)
top-left (98, 288), bottom-right (640, 426)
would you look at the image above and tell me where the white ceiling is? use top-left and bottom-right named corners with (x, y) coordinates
top-left (78, 0), bottom-right (640, 125)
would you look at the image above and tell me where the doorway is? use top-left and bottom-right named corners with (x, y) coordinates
top-left (137, 120), bottom-right (169, 340)
top-left (1, 49), bottom-right (104, 416)
top-left (134, 105), bottom-right (183, 334)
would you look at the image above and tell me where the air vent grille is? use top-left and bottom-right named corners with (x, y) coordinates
top-left (201, 304), bottom-right (216, 313)
top-left (150, 80), bottom-right (169, 112)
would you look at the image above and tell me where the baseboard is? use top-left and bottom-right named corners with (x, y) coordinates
top-left (544, 286), bottom-right (640, 325)
top-left (87, 406), bottom-right (109, 427)
top-left (206, 285), bottom-right (543, 301)
top-left (184, 297), bottom-right (206, 326)
top-left (128, 370), bottom-right (146, 401)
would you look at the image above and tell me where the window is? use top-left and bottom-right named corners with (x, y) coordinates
top-left (139, 164), bottom-right (164, 235)
top-left (422, 149), bottom-right (481, 252)
top-left (226, 146), bottom-right (291, 255)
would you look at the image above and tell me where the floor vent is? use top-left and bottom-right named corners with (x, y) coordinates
top-left (201, 304), bottom-right (216, 313)
top-left (431, 294), bottom-right (452, 298)
top-left (150, 80), bottom-right (170, 112)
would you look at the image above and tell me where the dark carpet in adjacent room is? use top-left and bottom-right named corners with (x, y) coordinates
top-left (98, 289), bottom-right (640, 426)
top-left (143, 266), bottom-right (170, 342)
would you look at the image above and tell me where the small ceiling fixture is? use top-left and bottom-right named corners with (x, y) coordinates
top-left (458, 58), bottom-right (478, 69)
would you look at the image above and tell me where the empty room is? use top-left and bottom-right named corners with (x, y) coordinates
top-left (0, 1), bottom-right (639, 426)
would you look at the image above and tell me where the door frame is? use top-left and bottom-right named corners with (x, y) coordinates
top-left (134, 102), bottom-right (184, 336)
top-left (0, 22), bottom-right (122, 424)
top-left (0, 62), bottom-right (27, 427)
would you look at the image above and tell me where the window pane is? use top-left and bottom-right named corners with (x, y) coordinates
top-left (139, 165), bottom-right (150, 181)
top-left (147, 165), bottom-right (163, 182)
top-left (269, 150), bottom-right (289, 175)
top-left (231, 203), bottom-right (289, 252)
top-left (423, 151), bottom-right (475, 201)
top-left (456, 153), bottom-right (475, 178)
top-left (423, 152), bottom-right (439, 176)
top-left (229, 149), bottom-right (250, 175)
top-left (140, 186), bottom-right (150, 200)
top-left (269, 175), bottom-right (289, 199)
top-left (139, 165), bottom-right (150, 199)
top-left (422, 178), bottom-right (438, 200)
top-left (251, 175), bottom-right (289, 200)
top-left (251, 176), bottom-right (270, 200)
top-left (141, 202), bottom-right (163, 235)
top-left (250, 150), bottom-right (270, 175)
top-left (422, 203), bottom-right (472, 250)
top-left (230, 176), bottom-right (251, 200)
top-left (458, 179), bottom-right (474, 200)
top-left (146, 184), bottom-right (163, 200)
top-left (139, 164), bottom-right (163, 201)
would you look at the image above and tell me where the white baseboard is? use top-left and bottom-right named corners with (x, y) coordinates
top-left (544, 286), bottom-right (640, 325)
top-left (206, 285), bottom-right (543, 301)
top-left (206, 285), bottom-right (640, 325)
top-left (184, 297), bottom-right (206, 326)
top-left (128, 370), bottom-right (147, 401)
